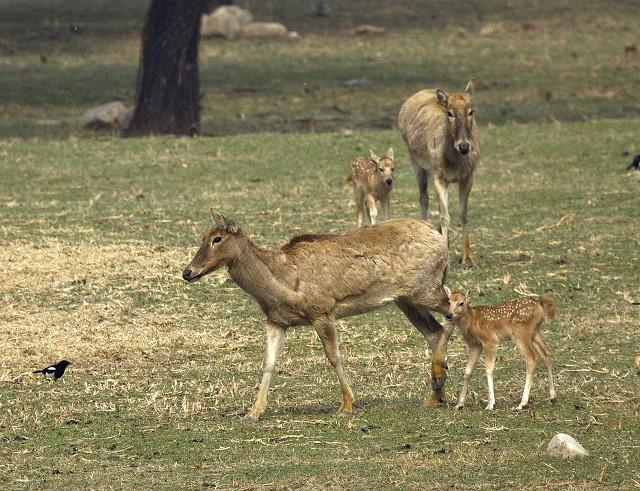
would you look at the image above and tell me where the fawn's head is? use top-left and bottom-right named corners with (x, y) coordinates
top-left (369, 148), bottom-right (395, 188)
top-left (182, 209), bottom-right (242, 282)
top-left (436, 79), bottom-right (476, 156)
top-left (444, 287), bottom-right (471, 321)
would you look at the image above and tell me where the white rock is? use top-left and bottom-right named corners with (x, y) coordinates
top-left (240, 22), bottom-right (288, 38)
top-left (80, 102), bottom-right (128, 130)
top-left (201, 6), bottom-right (253, 39)
top-left (547, 433), bottom-right (589, 459)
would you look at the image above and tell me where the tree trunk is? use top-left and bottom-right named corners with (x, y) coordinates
top-left (126, 0), bottom-right (206, 137)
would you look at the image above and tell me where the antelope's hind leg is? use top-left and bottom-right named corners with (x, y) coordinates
top-left (396, 299), bottom-right (451, 406)
top-left (313, 317), bottom-right (355, 416)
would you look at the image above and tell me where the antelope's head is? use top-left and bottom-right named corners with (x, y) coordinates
top-left (369, 148), bottom-right (395, 188)
top-left (444, 287), bottom-right (471, 321)
top-left (436, 79), bottom-right (476, 156)
top-left (182, 209), bottom-right (242, 283)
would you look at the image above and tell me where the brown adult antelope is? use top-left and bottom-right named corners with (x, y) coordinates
top-left (347, 148), bottom-right (395, 227)
top-left (398, 79), bottom-right (479, 268)
top-left (183, 210), bottom-right (451, 422)
top-left (444, 288), bottom-right (557, 410)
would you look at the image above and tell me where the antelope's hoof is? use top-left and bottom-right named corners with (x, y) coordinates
top-left (424, 390), bottom-right (447, 408)
top-left (455, 403), bottom-right (464, 411)
top-left (241, 414), bottom-right (259, 424)
top-left (550, 397), bottom-right (557, 404)
top-left (485, 404), bottom-right (495, 411)
top-left (461, 258), bottom-right (475, 270)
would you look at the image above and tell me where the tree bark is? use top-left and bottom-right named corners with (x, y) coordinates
top-left (126, 0), bottom-right (206, 137)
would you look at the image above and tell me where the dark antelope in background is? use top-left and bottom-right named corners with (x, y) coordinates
top-left (398, 79), bottom-right (479, 268)
top-left (183, 210), bottom-right (451, 422)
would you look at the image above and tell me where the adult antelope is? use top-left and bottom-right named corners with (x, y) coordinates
top-left (183, 210), bottom-right (451, 422)
top-left (398, 79), bottom-right (479, 268)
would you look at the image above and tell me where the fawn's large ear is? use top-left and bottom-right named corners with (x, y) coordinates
top-left (387, 147), bottom-right (394, 160)
top-left (369, 149), bottom-right (380, 163)
top-left (465, 289), bottom-right (472, 301)
top-left (444, 286), bottom-right (452, 298)
top-left (436, 88), bottom-right (449, 106)
top-left (211, 209), bottom-right (239, 234)
top-left (465, 78), bottom-right (475, 96)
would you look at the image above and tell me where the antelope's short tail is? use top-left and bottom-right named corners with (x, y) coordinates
top-left (538, 294), bottom-right (556, 320)
top-left (346, 173), bottom-right (353, 184)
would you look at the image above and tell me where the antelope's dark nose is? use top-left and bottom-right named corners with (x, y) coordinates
top-left (385, 178), bottom-right (393, 186)
top-left (458, 142), bottom-right (470, 155)
top-left (182, 268), bottom-right (192, 281)
top-left (445, 313), bottom-right (454, 321)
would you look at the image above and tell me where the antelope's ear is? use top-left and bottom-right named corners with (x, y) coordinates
top-left (465, 289), bottom-right (472, 301)
top-left (436, 88), bottom-right (449, 106)
top-left (369, 149), bottom-right (380, 162)
top-left (211, 208), bottom-right (225, 227)
top-left (444, 286), bottom-right (451, 298)
top-left (387, 147), bottom-right (394, 160)
top-left (465, 78), bottom-right (475, 96)
top-left (210, 209), bottom-right (239, 234)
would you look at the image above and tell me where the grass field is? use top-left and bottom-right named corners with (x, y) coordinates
top-left (1, 0), bottom-right (639, 489)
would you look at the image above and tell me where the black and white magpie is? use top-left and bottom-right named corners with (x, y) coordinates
top-left (33, 360), bottom-right (71, 380)
top-left (627, 154), bottom-right (640, 171)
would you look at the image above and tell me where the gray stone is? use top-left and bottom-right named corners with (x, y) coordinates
top-left (240, 22), bottom-right (288, 38)
top-left (547, 433), bottom-right (589, 459)
top-left (80, 102), bottom-right (128, 130)
top-left (201, 6), bottom-right (252, 39)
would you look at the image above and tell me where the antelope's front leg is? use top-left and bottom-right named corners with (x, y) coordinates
top-left (242, 322), bottom-right (286, 423)
top-left (313, 317), bottom-right (355, 416)
top-left (458, 177), bottom-right (474, 268)
top-left (433, 177), bottom-right (450, 245)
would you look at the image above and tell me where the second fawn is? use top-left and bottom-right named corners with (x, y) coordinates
top-left (347, 148), bottom-right (395, 227)
top-left (444, 287), bottom-right (557, 410)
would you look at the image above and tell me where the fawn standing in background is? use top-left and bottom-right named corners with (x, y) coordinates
top-left (347, 149), bottom-right (395, 227)
top-left (398, 79), bottom-right (479, 268)
top-left (183, 210), bottom-right (451, 422)
top-left (444, 288), bottom-right (557, 410)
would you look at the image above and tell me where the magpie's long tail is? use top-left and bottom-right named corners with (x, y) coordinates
top-left (33, 369), bottom-right (42, 374)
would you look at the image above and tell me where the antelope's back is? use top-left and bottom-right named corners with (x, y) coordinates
top-left (283, 219), bottom-right (448, 299)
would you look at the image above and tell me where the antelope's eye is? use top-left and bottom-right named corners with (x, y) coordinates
top-left (458, 301), bottom-right (464, 307)
top-left (447, 111), bottom-right (454, 118)
top-left (378, 167), bottom-right (384, 172)
top-left (212, 236), bottom-right (222, 244)
top-left (468, 109), bottom-right (475, 116)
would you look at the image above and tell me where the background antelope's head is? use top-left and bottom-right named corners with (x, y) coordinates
top-left (436, 79), bottom-right (476, 156)
top-left (444, 287), bottom-right (471, 321)
top-left (369, 148), bottom-right (395, 187)
top-left (182, 209), bottom-right (241, 283)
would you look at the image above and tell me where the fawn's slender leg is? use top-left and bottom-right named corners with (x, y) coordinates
top-left (354, 187), bottom-right (365, 227)
top-left (515, 338), bottom-right (538, 410)
top-left (313, 317), bottom-right (355, 416)
top-left (483, 344), bottom-right (497, 410)
top-left (533, 331), bottom-right (556, 402)
top-left (433, 177), bottom-right (450, 245)
top-left (381, 191), bottom-right (391, 221)
top-left (243, 323), bottom-right (286, 422)
top-left (365, 194), bottom-right (378, 225)
top-left (458, 177), bottom-right (474, 268)
top-left (457, 343), bottom-right (482, 410)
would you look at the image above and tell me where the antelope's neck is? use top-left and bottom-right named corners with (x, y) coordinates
top-left (226, 240), bottom-right (296, 313)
